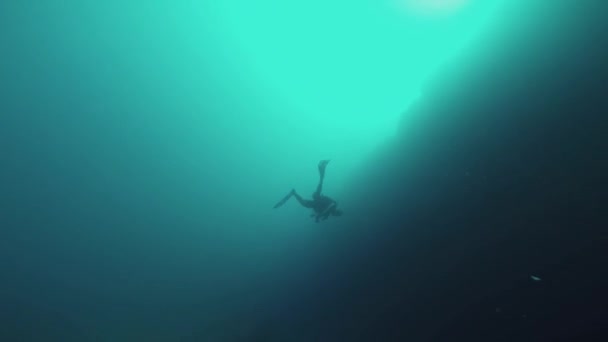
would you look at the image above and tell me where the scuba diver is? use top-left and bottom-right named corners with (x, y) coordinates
top-left (273, 160), bottom-right (343, 222)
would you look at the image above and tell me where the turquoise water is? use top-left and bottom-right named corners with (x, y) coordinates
top-left (8, 0), bottom-right (600, 340)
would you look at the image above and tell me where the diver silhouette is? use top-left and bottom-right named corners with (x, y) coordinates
top-left (273, 160), bottom-right (343, 222)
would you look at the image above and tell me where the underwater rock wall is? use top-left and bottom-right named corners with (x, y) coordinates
top-left (283, 2), bottom-right (608, 341)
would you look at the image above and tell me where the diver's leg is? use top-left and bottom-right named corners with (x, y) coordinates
top-left (292, 190), bottom-right (314, 208)
top-left (313, 160), bottom-right (330, 198)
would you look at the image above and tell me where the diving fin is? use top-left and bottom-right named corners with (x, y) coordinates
top-left (318, 159), bottom-right (330, 177)
top-left (273, 190), bottom-right (294, 209)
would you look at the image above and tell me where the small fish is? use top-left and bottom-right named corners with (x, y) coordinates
top-left (530, 275), bottom-right (542, 281)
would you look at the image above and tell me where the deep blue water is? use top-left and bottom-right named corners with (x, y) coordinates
top-left (1, 1), bottom-right (607, 341)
